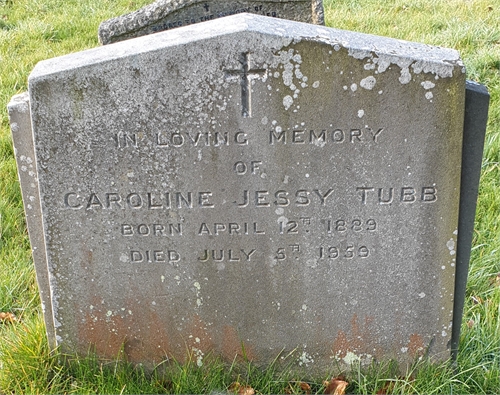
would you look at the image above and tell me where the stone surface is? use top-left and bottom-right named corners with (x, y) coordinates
top-left (7, 93), bottom-right (56, 349)
top-left (451, 81), bottom-right (489, 360)
top-left (20, 14), bottom-right (467, 370)
top-left (98, 0), bottom-right (324, 44)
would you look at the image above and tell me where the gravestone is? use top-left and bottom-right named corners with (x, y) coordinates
top-left (98, 0), bottom-right (324, 45)
top-left (9, 13), bottom-right (488, 370)
top-left (7, 93), bottom-right (56, 349)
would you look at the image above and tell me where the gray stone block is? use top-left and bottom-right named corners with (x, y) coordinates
top-left (7, 93), bottom-right (56, 349)
top-left (98, 0), bottom-right (324, 45)
top-left (12, 14), bottom-right (474, 370)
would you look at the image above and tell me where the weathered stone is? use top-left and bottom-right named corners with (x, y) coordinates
top-left (98, 0), bottom-right (324, 44)
top-left (16, 14), bottom-right (470, 370)
top-left (7, 93), bottom-right (56, 348)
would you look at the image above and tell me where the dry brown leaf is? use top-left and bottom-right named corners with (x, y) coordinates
top-left (286, 381), bottom-right (312, 394)
top-left (299, 381), bottom-right (311, 394)
top-left (323, 377), bottom-right (348, 395)
top-left (376, 381), bottom-right (395, 394)
top-left (228, 382), bottom-right (241, 393)
top-left (228, 382), bottom-right (255, 395)
top-left (0, 312), bottom-right (16, 323)
top-left (238, 386), bottom-right (255, 395)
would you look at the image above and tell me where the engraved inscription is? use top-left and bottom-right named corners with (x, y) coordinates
top-left (225, 52), bottom-right (267, 118)
top-left (122, 223), bottom-right (183, 236)
top-left (270, 128), bottom-right (384, 145)
top-left (130, 249), bottom-right (181, 262)
top-left (64, 191), bottom-right (215, 210)
top-left (274, 244), bottom-right (301, 261)
top-left (198, 222), bottom-right (265, 235)
top-left (147, 5), bottom-right (278, 33)
top-left (64, 186), bottom-right (437, 212)
top-left (156, 130), bottom-right (248, 147)
top-left (198, 248), bottom-right (257, 262)
top-left (326, 218), bottom-right (377, 233)
top-left (68, 121), bottom-right (439, 268)
top-left (110, 126), bottom-right (389, 149)
top-left (356, 186), bottom-right (437, 204)
top-left (115, 132), bottom-right (138, 148)
top-left (278, 220), bottom-right (299, 234)
top-left (234, 160), bottom-right (263, 175)
top-left (234, 188), bottom-right (334, 207)
top-left (319, 245), bottom-right (370, 259)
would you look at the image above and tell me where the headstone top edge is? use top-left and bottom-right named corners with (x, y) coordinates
top-left (7, 92), bottom-right (30, 113)
top-left (30, 13), bottom-right (463, 83)
top-left (100, 0), bottom-right (311, 27)
top-left (466, 80), bottom-right (489, 95)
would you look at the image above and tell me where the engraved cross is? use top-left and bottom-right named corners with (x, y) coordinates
top-left (225, 52), bottom-right (267, 118)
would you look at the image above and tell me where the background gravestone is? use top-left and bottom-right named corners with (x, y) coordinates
top-left (12, 14), bottom-right (471, 370)
top-left (98, 0), bottom-right (324, 44)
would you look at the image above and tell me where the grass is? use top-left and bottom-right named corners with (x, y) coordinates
top-left (0, 0), bottom-right (499, 393)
